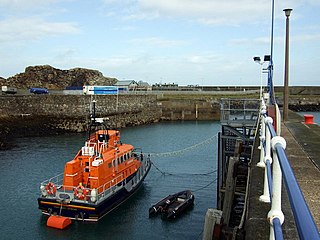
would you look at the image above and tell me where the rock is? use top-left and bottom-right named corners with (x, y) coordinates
top-left (0, 65), bottom-right (117, 89)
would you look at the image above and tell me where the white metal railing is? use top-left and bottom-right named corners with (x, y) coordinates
top-left (258, 96), bottom-right (320, 240)
top-left (220, 98), bottom-right (259, 126)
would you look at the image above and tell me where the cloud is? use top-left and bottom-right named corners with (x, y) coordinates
top-left (229, 32), bottom-right (320, 47)
top-left (103, 0), bottom-right (272, 25)
top-left (128, 37), bottom-right (188, 47)
top-left (0, 0), bottom-right (61, 16)
top-left (0, 17), bottom-right (80, 43)
top-left (186, 54), bottom-right (220, 64)
top-left (229, 37), bottom-right (276, 46)
top-left (0, 0), bottom-right (80, 43)
top-left (102, 0), bottom-right (320, 27)
top-left (292, 33), bottom-right (320, 42)
top-left (112, 26), bottom-right (136, 31)
top-left (0, 0), bottom-right (57, 8)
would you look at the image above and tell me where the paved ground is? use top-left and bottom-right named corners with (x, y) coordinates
top-left (245, 110), bottom-right (320, 239)
top-left (284, 111), bottom-right (320, 228)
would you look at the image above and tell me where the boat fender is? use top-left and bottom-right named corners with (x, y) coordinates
top-left (90, 188), bottom-right (98, 202)
top-left (46, 182), bottom-right (57, 195)
top-left (47, 215), bottom-right (72, 229)
top-left (74, 183), bottom-right (88, 200)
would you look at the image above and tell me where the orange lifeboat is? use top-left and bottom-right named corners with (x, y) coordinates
top-left (37, 100), bottom-right (151, 222)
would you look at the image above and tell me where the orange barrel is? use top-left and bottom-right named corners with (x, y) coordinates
top-left (304, 114), bottom-right (314, 124)
top-left (47, 215), bottom-right (72, 229)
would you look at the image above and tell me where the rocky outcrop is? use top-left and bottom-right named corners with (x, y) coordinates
top-left (1, 65), bottom-right (117, 89)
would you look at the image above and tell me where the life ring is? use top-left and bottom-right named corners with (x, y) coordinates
top-left (74, 185), bottom-right (88, 200)
top-left (46, 182), bottom-right (56, 195)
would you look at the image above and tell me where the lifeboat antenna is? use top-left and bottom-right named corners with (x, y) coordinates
top-left (86, 100), bottom-right (98, 140)
top-left (91, 100), bottom-right (97, 124)
top-left (86, 99), bottom-right (109, 142)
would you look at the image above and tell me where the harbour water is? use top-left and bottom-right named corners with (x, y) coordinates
top-left (0, 121), bottom-right (219, 240)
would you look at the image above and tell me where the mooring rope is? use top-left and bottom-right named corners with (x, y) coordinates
top-left (192, 178), bottom-right (217, 192)
top-left (144, 133), bottom-right (218, 158)
top-left (151, 160), bottom-right (218, 194)
top-left (150, 160), bottom-right (173, 175)
top-left (150, 160), bottom-right (217, 176)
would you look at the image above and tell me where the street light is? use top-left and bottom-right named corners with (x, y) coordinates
top-left (284, 8), bottom-right (292, 17)
top-left (283, 8), bottom-right (293, 121)
top-left (253, 55), bottom-right (270, 100)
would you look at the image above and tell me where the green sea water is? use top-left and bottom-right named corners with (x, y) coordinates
top-left (0, 121), bottom-right (219, 240)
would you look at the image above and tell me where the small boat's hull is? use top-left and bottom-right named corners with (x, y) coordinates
top-left (149, 195), bottom-right (176, 217)
top-left (38, 163), bottom-right (151, 221)
top-left (149, 190), bottom-right (195, 220)
top-left (162, 197), bottom-right (194, 220)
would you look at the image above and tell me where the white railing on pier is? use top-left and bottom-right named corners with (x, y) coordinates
top-left (258, 96), bottom-right (320, 240)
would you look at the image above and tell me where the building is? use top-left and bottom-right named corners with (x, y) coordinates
top-left (136, 81), bottom-right (152, 91)
top-left (114, 80), bottom-right (138, 92)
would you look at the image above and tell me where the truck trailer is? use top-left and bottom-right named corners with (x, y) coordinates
top-left (83, 86), bottom-right (118, 95)
top-left (1, 86), bottom-right (17, 94)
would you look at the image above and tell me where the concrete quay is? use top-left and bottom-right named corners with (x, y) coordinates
top-left (245, 110), bottom-right (320, 239)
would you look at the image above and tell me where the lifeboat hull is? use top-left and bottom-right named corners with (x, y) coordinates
top-left (38, 163), bottom-right (151, 221)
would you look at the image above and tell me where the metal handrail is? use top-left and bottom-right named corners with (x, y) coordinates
top-left (258, 97), bottom-right (320, 240)
top-left (274, 144), bottom-right (319, 240)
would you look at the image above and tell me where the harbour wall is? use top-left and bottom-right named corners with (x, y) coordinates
top-left (0, 94), bottom-right (161, 131)
top-left (0, 94), bottom-right (161, 149)
top-left (159, 98), bottom-right (220, 120)
top-left (0, 93), bottom-right (319, 149)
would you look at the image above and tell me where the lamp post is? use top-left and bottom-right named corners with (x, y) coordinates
top-left (283, 8), bottom-right (293, 121)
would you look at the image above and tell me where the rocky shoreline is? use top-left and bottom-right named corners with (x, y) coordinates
top-left (288, 104), bottom-right (320, 112)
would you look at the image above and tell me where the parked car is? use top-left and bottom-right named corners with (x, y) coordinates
top-left (29, 88), bottom-right (49, 94)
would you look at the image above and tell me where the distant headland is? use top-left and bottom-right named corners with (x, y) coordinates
top-left (0, 65), bottom-right (117, 89)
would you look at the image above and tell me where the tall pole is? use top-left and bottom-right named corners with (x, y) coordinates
top-left (268, 0), bottom-right (275, 104)
top-left (283, 9), bottom-right (292, 121)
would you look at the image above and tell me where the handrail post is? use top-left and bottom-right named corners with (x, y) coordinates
top-left (268, 136), bottom-right (286, 240)
top-left (264, 117), bottom-right (273, 159)
top-left (260, 156), bottom-right (272, 203)
top-left (259, 117), bottom-right (273, 203)
top-left (257, 104), bottom-right (267, 167)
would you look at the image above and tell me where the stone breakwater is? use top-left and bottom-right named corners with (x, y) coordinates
top-left (0, 94), bottom-right (222, 149)
top-left (0, 94), bottom-right (161, 149)
top-left (1, 93), bottom-right (319, 150)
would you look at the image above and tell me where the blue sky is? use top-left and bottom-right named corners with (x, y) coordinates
top-left (1, 0), bottom-right (319, 86)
